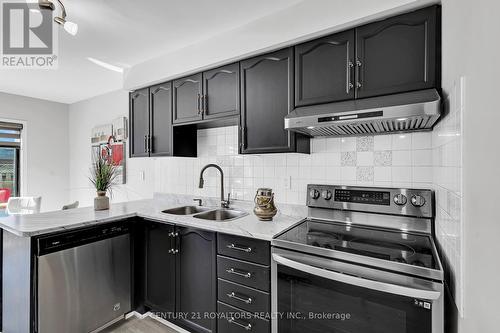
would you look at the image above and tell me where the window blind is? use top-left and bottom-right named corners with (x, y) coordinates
top-left (0, 122), bottom-right (22, 148)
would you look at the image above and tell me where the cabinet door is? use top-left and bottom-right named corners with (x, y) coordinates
top-left (129, 88), bottom-right (150, 157)
top-left (145, 223), bottom-right (176, 313)
top-left (355, 6), bottom-right (438, 99)
top-left (202, 63), bottom-right (240, 120)
top-left (240, 48), bottom-right (299, 154)
top-left (173, 74), bottom-right (203, 124)
top-left (150, 82), bottom-right (172, 157)
top-left (295, 29), bottom-right (355, 106)
top-left (176, 227), bottom-right (216, 333)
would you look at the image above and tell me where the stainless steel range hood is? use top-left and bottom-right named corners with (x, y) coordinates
top-left (285, 89), bottom-right (441, 137)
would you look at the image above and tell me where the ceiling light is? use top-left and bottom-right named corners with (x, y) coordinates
top-left (39, 0), bottom-right (78, 36)
top-left (87, 57), bottom-right (124, 73)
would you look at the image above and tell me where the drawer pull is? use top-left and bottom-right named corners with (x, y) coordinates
top-left (226, 268), bottom-right (252, 279)
top-left (228, 317), bottom-right (252, 331)
top-left (227, 243), bottom-right (252, 253)
top-left (227, 291), bottom-right (253, 304)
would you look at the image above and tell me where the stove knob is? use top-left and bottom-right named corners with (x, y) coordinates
top-left (393, 194), bottom-right (407, 205)
top-left (411, 195), bottom-right (426, 207)
top-left (321, 190), bottom-right (332, 200)
top-left (309, 189), bottom-right (320, 199)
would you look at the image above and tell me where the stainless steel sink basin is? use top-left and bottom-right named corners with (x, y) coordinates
top-left (162, 206), bottom-right (211, 215)
top-left (194, 209), bottom-right (248, 222)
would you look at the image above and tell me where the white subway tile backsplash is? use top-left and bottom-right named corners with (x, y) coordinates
top-left (413, 149), bottom-right (433, 166)
top-left (341, 137), bottom-right (357, 151)
top-left (374, 167), bottom-right (392, 182)
top-left (392, 134), bottom-right (412, 150)
top-left (357, 152), bottom-right (374, 166)
top-left (374, 135), bottom-right (392, 150)
top-left (392, 166), bottom-right (412, 182)
top-left (392, 150), bottom-right (412, 166)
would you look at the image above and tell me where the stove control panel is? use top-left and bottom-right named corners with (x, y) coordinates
top-left (306, 184), bottom-right (434, 218)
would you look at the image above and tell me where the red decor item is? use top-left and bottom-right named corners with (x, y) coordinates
top-left (0, 188), bottom-right (11, 203)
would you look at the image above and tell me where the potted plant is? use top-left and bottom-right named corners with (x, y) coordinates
top-left (89, 152), bottom-right (117, 211)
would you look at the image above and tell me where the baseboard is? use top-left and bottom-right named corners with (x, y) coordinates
top-left (126, 311), bottom-right (190, 333)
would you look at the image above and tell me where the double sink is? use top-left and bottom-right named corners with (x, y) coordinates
top-left (162, 206), bottom-right (248, 222)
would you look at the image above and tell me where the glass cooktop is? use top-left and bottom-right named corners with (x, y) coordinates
top-left (275, 219), bottom-right (439, 270)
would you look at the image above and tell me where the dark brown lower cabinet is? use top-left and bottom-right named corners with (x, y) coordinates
top-left (176, 227), bottom-right (217, 333)
top-left (144, 222), bottom-right (216, 333)
top-left (144, 223), bottom-right (176, 313)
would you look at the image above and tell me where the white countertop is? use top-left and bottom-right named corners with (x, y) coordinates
top-left (0, 194), bottom-right (306, 240)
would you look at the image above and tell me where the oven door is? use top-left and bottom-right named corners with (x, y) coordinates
top-left (271, 247), bottom-right (443, 333)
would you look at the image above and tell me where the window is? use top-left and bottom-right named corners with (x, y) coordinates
top-left (0, 122), bottom-right (22, 206)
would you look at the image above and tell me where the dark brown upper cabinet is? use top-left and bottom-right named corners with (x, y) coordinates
top-left (173, 73), bottom-right (203, 124)
top-left (240, 48), bottom-right (309, 154)
top-left (202, 63), bottom-right (240, 120)
top-left (150, 82), bottom-right (173, 157)
top-left (129, 88), bottom-right (150, 158)
top-left (295, 29), bottom-right (356, 106)
top-left (355, 6), bottom-right (438, 99)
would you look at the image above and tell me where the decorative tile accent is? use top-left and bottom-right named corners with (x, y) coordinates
top-left (341, 151), bottom-right (357, 166)
top-left (356, 136), bottom-right (374, 152)
top-left (356, 166), bottom-right (374, 182)
top-left (374, 151), bottom-right (392, 166)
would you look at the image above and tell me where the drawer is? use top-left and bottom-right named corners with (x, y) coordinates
top-left (218, 234), bottom-right (270, 265)
top-left (217, 256), bottom-right (270, 292)
top-left (218, 278), bottom-right (270, 315)
top-left (217, 301), bottom-right (270, 333)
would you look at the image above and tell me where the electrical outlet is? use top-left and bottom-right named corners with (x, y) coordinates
top-left (283, 176), bottom-right (292, 190)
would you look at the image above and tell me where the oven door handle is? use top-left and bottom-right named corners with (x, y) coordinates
top-left (272, 253), bottom-right (441, 301)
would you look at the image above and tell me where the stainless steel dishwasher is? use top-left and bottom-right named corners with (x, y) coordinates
top-left (36, 222), bottom-right (131, 333)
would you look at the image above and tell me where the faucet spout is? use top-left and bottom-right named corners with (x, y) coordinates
top-left (198, 164), bottom-right (230, 208)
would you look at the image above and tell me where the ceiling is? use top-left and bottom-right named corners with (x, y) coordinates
top-left (0, 0), bottom-right (302, 104)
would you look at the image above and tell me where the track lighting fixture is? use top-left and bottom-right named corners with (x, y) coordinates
top-left (38, 0), bottom-right (78, 36)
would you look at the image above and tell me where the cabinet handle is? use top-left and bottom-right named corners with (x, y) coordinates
top-left (168, 249), bottom-right (179, 255)
top-left (226, 268), bottom-right (252, 279)
top-left (168, 231), bottom-right (178, 237)
top-left (347, 60), bottom-right (354, 93)
top-left (227, 291), bottom-right (253, 304)
top-left (227, 317), bottom-right (252, 331)
top-left (197, 94), bottom-right (201, 114)
top-left (240, 127), bottom-right (246, 149)
top-left (203, 94), bottom-right (208, 114)
top-left (147, 135), bottom-right (151, 153)
top-left (227, 243), bottom-right (252, 253)
top-left (356, 59), bottom-right (363, 90)
top-left (144, 135), bottom-right (148, 153)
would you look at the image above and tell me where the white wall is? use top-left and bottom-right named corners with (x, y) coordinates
top-left (68, 90), bottom-right (155, 207)
top-left (0, 92), bottom-right (69, 212)
top-left (440, 0), bottom-right (500, 333)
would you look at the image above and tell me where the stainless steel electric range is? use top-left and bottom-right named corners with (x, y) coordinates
top-left (271, 185), bottom-right (444, 333)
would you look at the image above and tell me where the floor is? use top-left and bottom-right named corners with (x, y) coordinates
top-left (101, 316), bottom-right (181, 333)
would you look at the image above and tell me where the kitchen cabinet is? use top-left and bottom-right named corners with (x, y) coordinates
top-left (355, 6), bottom-right (438, 98)
top-left (173, 74), bottom-right (203, 124)
top-left (240, 48), bottom-right (309, 154)
top-left (129, 83), bottom-right (174, 158)
top-left (144, 223), bottom-right (176, 313)
top-left (295, 29), bottom-right (356, 106)
top-left (176, 227), bottom-right (217, 333)
top-left (129, 88), bottom-right (150, 157)
top-left (144, 223), bottom-right (216, 333)
top-left (150, 82), bottom-right (173, 157)
top-left (202, 63), bottom-right (240, 120)
top-left (173, 64), bottom-right (239, 124)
